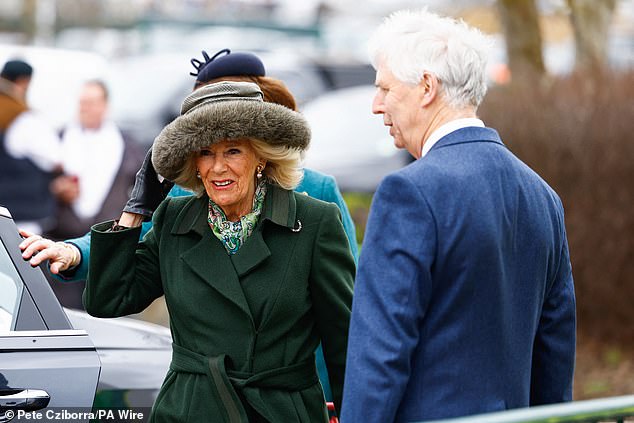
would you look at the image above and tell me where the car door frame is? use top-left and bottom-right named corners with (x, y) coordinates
top-left (0, 206), bottom-right (101, 421)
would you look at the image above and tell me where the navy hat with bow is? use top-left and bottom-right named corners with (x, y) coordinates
top-left (190, 49), bottom-right (265, 83)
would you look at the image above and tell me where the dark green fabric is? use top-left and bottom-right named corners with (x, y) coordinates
top-left (170, 343), bottom-right (318, 423)
top-left (84, 184), bottom-right (355, 422)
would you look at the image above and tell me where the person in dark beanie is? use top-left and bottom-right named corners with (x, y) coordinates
top-left (0, 59), bottom-right (33, 96)
top-left (0, 58), bottom-right (61, 234)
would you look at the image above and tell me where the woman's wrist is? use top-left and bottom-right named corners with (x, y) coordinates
top-left (56, 242), bottom-right (81, 269)
top-left (117, 212), bottom-right (144, 228)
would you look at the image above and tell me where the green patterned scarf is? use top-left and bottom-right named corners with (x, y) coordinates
top-left (207, 180), bottom-right (267, 255)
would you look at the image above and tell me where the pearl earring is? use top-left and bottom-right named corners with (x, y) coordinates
top-left (196, 170), bottom-right (201, 179)
top-left (256, 165), bottom-right (264, 179)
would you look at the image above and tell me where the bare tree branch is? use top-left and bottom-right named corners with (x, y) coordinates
top-left (497, 0), bottom-right (546, 81)
top-left (567, 0), bottom-right (617, 74)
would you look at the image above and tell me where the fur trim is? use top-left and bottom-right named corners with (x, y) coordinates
top-left (152, 100), bottom-right (310, 180)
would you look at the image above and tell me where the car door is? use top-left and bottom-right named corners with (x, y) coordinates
top-left (0, 206), bottom-right (100, 422)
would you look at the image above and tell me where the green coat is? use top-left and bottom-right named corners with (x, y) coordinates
top-left (84, 184), bottom-right (355, 423)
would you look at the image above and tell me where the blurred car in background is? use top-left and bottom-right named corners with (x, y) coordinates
top-left (65, 309), bottom-right (171, 409)
top-left (0, 206), bottom-right (170, 420)
top-left (302, 85), bottom-right (411, 192)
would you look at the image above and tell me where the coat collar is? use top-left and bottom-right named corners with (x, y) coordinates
top-left (429, 126), bottom-right (504, 153)
top-left (169, 184), bottom-right (298, 320)
top-left (171, 183), bottom-right (297, 236)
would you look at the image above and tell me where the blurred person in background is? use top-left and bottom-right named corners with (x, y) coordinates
top-left (0, 59), bottom-right (62, 234)
top-left (341, 9), bottom-right (576, 423)
top-left (46, 79), bottom-right (143, 241)
top-left (37, 80), bottom-right (142, 309)
top-left (20, 48), bottom-right (357, 415)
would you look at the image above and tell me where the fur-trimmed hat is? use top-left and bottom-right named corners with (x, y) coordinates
top-left (152, 81), bottom-right (310, 180)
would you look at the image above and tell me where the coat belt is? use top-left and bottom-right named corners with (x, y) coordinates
top-left (170, 343), bottom-right (319, 423)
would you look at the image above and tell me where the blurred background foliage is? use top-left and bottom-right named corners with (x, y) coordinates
top-left (1, 0), bottom-right (633, 399)
top-left (478, 70), bottom-right (634, 398)
top-left (480, 71), bottom-right (634, 348)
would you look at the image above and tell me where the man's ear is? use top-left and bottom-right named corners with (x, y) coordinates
top-left (420, 71), bottom-right (439, 106)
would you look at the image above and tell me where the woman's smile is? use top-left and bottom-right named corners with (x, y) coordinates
top-left (212, 179), bottom-right (234, 188)
top-left (195, 139), bottom-right (261, 221)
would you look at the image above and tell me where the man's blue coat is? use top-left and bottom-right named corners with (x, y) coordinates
top-left (341, 127), bottom-right (576, 423)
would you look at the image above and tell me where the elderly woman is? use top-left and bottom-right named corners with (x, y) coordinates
top-left (20, 49), bottom-right (356, 411)
top-left (83, 81), bottom-right (354, 423)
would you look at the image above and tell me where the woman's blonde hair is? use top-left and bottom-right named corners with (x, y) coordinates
top-left (174, 137), bottom-right (303, 197)
top-left (249, 138), bottom-right (303, 189)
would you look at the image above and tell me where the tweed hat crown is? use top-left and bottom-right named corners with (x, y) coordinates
top-left (152, 81), bottom-right (311, 180)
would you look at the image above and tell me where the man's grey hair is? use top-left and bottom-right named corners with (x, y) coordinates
top-left (368, 9), bottom-right (492, 109)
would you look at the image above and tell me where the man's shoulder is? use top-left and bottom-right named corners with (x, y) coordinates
top-left (381, 159), bottom-right (437, 187)
top-left (0, 92), bottom-right (27, 129)
top-left (119, 127), bottom-right (138, 146)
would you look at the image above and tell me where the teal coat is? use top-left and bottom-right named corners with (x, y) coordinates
top-left (84, 185), bottom-right (355, 423)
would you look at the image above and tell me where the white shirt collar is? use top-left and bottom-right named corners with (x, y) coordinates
top-left (420, 118), bottom-right (485, 158)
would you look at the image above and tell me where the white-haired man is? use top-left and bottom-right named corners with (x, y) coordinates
top-left (341, 9), bottom-right (575, 422)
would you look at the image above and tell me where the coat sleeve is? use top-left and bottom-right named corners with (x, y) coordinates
top-left (82, 198), bottom-right (171, 317)
top-left (340, 173), bottom-right (435, 423)
top-left (309, 202), bottom-right (356, 413)
top-left (530, 200), bottom-right (576, 405)
top-left (56, 185), bottom-right (191, 282)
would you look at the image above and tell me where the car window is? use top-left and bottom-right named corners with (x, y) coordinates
top-left (0, 239), bottom-right (24, 331)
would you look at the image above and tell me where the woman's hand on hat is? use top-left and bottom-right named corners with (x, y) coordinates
top-left (123, 147), bottom-right (174, 219)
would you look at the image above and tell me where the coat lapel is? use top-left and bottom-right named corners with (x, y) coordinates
top-left (230, 184), bottom-right (297, 277)
top-left (169, 186), bottom-right (298, 318)
top-left (172, 196), bottom-right (253, 320)
top-left (230, 229), bottom-right (270, 277)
